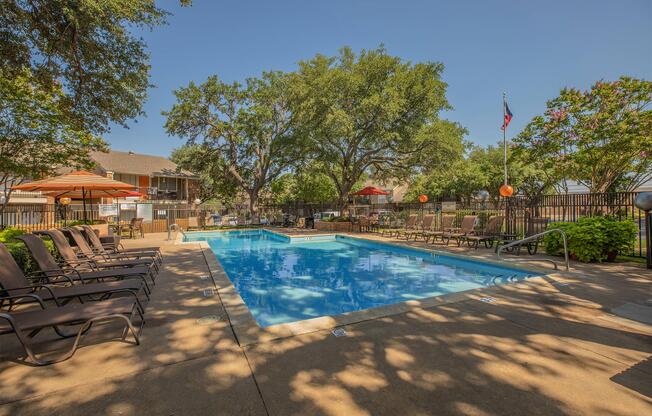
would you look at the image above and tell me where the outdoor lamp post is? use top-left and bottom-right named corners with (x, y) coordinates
top-left (60, 197), bottom-right (71, 226)
top-left (634, 192), bottom-right (652, 269)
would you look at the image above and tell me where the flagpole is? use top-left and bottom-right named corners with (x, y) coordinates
top-left (503, 92), bottom-right (507, 186)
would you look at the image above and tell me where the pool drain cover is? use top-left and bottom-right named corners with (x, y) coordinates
top-left (479, 297), bottom-right (497, 303)
top-left (332, 328), bottom-right (347, 337)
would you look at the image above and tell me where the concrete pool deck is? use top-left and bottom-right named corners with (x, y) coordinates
top-left (0, 230), bottom-right (650, 415)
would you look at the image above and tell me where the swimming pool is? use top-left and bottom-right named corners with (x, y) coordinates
top-left (185, 229), bottom-right (536, 327)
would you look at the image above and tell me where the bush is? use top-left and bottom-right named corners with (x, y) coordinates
top-left (544, 217), bottom-right (637, 262)
top-left (67, 219), bottom-right (104, 226)
top-left (324, 216), bottom-right (351, 222)
top-left (0, 227), bottom-right (57, 274)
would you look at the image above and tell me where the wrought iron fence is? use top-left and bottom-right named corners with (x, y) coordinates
top-left (1, 192), bottom-right (646, 257)
top-left (265, 192), bottom-right (647, 257)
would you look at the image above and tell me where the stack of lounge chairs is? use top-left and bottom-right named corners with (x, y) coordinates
top-left (0, 225), bottom-right (162, 365)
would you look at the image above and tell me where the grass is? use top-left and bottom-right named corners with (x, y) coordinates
top-left (615, 254), bottom-right (647, 265)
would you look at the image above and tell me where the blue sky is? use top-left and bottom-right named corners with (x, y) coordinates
top-left (105, 0), bottom-right (652, 157)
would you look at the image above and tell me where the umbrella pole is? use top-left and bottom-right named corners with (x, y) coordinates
top-left (82, 187), bottom-right (87, 223)
top-left (89, 190), bottom-right (93, 223)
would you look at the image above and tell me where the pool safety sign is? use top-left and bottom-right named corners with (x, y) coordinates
top-left (98, 204), bottom-right (118, 217)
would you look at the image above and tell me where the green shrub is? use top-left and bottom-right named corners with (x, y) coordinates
top-left (0, 227), bottom-right (57, 274)
top-left (67, 219), bottom-right (104, 226)
top-left (0, 227), bottom-right (25, 243)
top-left (324, 216), bottom-right (351, 222)
top-left (544, 216), bottom-right (637, 262)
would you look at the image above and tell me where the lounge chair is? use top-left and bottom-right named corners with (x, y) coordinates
top-left (0, 295), bottom-right (143, 365)
top-left (393, 214), bottom-right (419, 239)
top-left (17, 234), bottom-right (152, 296)
top-left (518, 217), bottom-right (550, 255)
top-left (441, 215), bottom-right (478, 246)
top-left (78, 225), bottom-right (162, 265)
top-left (379, 216), bottom-right (402, 237)
top-left (0, 242), bottom-right (146, 312)
top-left (423, 215), bottom-right (456, 243)
top-left (63, 228), bottom-right (159, 274)
top-left (463, 216), bottom-right (505, 249)
top-left (36, 230), bottom-right (157, 285)
top-left (406, 214), bottom-right (435, 241)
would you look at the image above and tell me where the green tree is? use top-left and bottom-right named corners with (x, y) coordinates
top-left (514, 76), bottom-right (652, 193)
top-left (170, 144), bottom-right (240, 205)
top-left (0, 0), bottom-right (188, 133)
top-left (269, 163), bottom-right (339, 205)
top-left (406, 143), bottom-right (553, 204)
top-left (164, 72), bottom-right (303, 218)
top-left (293, 46), bottom-right (465, 210)
top-left (0, 69), bottom-right (106, 221)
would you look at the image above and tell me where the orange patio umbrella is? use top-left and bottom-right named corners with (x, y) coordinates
top-left (13, 170), bottom-right (137, 221)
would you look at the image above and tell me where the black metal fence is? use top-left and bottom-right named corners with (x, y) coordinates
top-left (1, 192), bottom-right (647, 257)
top-left (264, 192), bottom-right (647, 257)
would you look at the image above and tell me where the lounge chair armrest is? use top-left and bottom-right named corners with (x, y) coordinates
top-left (27, 270), bottom-right (75, 285)
top-left (0, 293), bottom-right (47, 309)
top-left (1, 285), bottom-right (62, 306)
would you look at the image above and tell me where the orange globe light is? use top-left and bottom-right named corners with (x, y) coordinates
top-left (499, 184), bottom-right (514, 197)
top-left (418, 194), bottom-right (428, 203)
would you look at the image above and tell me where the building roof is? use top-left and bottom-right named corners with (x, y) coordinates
top-left (91, 150), bottom-right (196, 178)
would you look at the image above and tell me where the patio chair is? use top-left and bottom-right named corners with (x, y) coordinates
top-left (463, 216), bottom-right (505, 249)
top-left (517, 217), bottom-right (550, 255)
top-left (37, 230), bottom-right (157, 285)
top-left (379, 215), bottom-right (402, 237)
top-left (441, 215), bottom-right (478, 246)
top-left (423, 215), bottom-right (456, 243)
top-left (0, 242), bottom-right (146, 313)
top-left (17, 234), bottom-right (152, 296)
top-left (78, 225), bottom-right (162, 266)
top-left (0, 295), bottom-right (143, 365)
top-left (62, 228), bottom-right (159, 274)
top-left (119, 218), bottom-right (145, 239)
top-left (406, 214), bottom-right (435, 241)
top-left (393, 214), bottom-right (419, 239)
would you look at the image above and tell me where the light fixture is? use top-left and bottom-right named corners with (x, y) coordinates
top-left (499, 184), bottom-right (514, 197)
top-left (60, 197), bottom-right (72, 205)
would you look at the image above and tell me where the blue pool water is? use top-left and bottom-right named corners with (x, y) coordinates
top-left (185, 230), bottom-right (536, 327)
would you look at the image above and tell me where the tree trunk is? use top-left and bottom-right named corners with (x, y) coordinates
top-left (336, 180), bottom-right (355, 217)
top-left (249, 192), bottom-right (260, 224)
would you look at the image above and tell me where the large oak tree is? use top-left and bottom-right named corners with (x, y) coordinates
top-left (293, 46), bottom-right (466, 210)
top-left (164, 71), bottom-right (303, 219)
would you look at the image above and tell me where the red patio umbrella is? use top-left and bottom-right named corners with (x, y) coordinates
top-left (351, 186), bottom-right (390, 196)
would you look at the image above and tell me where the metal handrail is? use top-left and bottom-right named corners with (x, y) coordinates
top-left (167, 223), bottom-right (184, 241)
top-left (496, 228), bottom-right (570, 271)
